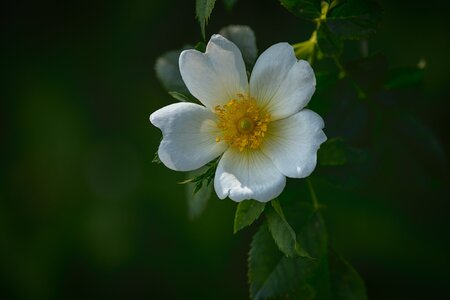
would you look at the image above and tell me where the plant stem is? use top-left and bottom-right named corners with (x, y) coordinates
top-left (332, 55), bottom-right (346, 78)
top-left (332, 55), bottom-right (368, 100)
top-left (306, 178), bottom-right (320, 211)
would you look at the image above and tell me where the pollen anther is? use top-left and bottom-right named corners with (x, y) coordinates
top-left (215, 94), bottom-right (271, 151)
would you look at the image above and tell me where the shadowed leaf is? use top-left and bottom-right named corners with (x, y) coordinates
top-left (326, 0), bottom-right (383, 40)
top-left (234, 200), bottom-right (266, 233)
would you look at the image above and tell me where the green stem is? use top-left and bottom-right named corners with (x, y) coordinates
top-left (306, 178), bottom-right (320, 211)
top-left (332, 55), bottom-right (368, 100)
top-left (332, 55), bottom-right (346, 78)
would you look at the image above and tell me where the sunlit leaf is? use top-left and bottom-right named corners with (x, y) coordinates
top-left (168, 91), bottom-right (191, 102)
top-left (233, 200), bottom-right (266, 233)
top-left (196, 0), bottom-right (217, 39)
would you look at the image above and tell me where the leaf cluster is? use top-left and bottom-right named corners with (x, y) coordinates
top-left (234, 191), bottom-right (367, 299)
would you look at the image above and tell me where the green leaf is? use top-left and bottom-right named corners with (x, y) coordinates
top-left (318, 137), bottom-right (347, 166)
top-left (233, 200), bottom-right (266, 234)
top-left (186, 168), bottom-right (213, 220)
top-left (155, 49), bottom-right (190, 95)
top-left (317, 137), bottom-right (368, 167)
top-left (326, 0), bottom-right (383, 40)
top-left (279, 0), bottom-right (322, 20)
top-left (384, 67), bottom-right (424, 90)
top-left (286, 255), bottom-right (332, 300)
top-left (317, 137), bottom-right (373, 188)
top-left (248, 224), bottom-right (317, 300)
top-left (219, 25), bottom-right (258, 66)
top-left (346, 53), bottom-right (388, 92)
top-left (282, 202), bottom-right (328, 259)
top-left (152, 151), bottom-right (161, 164)
top-left (266, 200), bottom-right (311, 258)
top-left (196, 0), bottom-right (217, 39)
top-left (248, 192), bottom-right (335, 299)
top-left (168, 91), bottom-right (191, 102)
top-left (194, 41), bottom-right (206, 52)
top-left (317, 24), bottom-right (343, 57)
top-left (180, 158), bottom-right (219, 195)
top-left (329, 248), bottom-right (368, 300)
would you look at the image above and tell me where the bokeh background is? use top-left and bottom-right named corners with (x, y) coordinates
top-left (2, 0), bottom-right (449, 299)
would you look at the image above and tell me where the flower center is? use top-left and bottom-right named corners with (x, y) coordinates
top-left (238, 117), bottom-right (255, 133)
top-left (215, 94), bottom-right (271, 151)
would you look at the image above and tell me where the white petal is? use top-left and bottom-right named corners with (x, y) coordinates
top-left (179, 34), bottom-right (248, 110)
top-left (250, 43), bottom-right (316, 120)
top-left (214, 149), bottom-right (286, 202)
top-left (150, 102), bottom-right (227, 171)
top-left (262, 109), bottom-right (327, 178)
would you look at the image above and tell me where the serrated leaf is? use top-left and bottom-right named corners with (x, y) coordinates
top-left (279, 0), bottom-right (322, 20)
top-left (219, 25), bottom-right (258, 66)
top-left (233, 200), bottom-right (266, 234)
top-left (326, 0), bottom-right (383, 40)
top-left (186, 169), bottom-right (212, 220)
top-left (317, 24), bottom-right (343, 57)
top-left (266, 200), bottom-right (310, 258)
top-left (248, 224), bottom-right (317, 300)
top-left (329, 248), bottom-right (368, 300)
top-left (196, 0), bottom-right (217, 39)
top-left (155, 49), bottom-right (190, 95)
top-left (283, 203), bottom-right (328, 259)
top-left (285, 254), bottom-right (331, 300)
top-left (152, 151), bottom-right (162, 164)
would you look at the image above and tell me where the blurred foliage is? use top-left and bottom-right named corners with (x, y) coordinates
top-left (2, 0), bottom-right (450, 299)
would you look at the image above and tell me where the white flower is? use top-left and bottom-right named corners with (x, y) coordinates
top-left (150, 34), bottom-right (327, 202)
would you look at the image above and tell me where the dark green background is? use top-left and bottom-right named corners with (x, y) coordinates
top-left (2, 0), bottom-right (449, 299)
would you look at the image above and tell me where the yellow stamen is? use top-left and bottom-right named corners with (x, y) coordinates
top-left (215, 94), bottom-right (271, 151)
